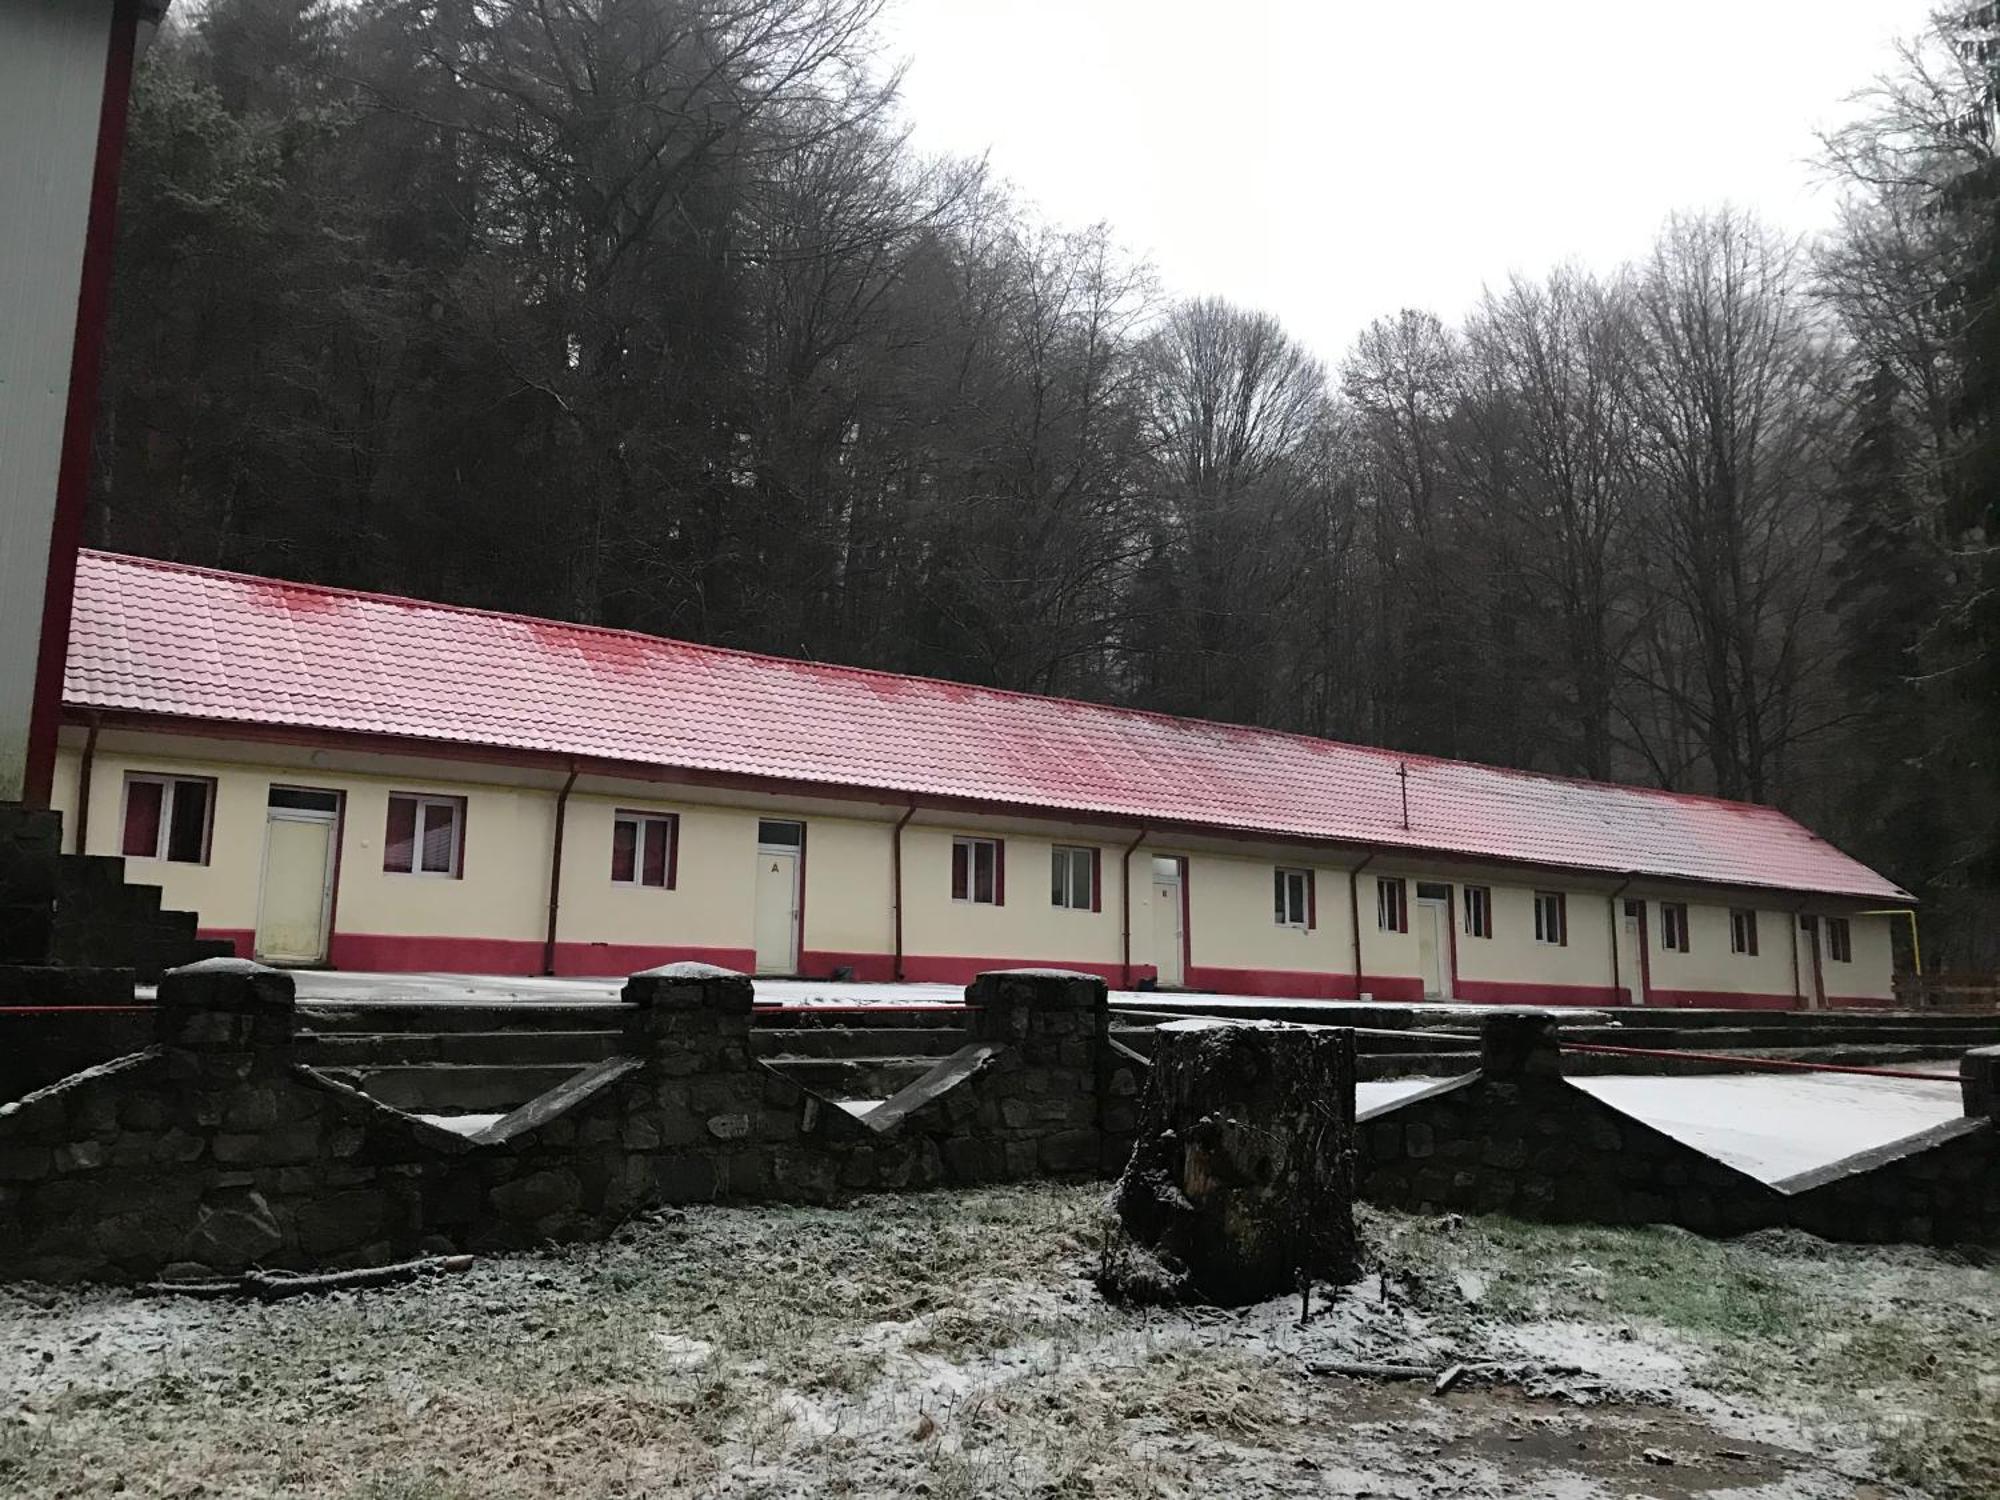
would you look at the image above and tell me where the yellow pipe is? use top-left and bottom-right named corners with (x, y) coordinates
top-left (1858, 908), bottom-right (1922, 978)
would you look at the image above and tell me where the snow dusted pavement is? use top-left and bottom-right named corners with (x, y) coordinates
top-left (1571, 1071), bottom-right (1965, 1184)
top-left (1359, 1070), bottom-right (1965, 1184)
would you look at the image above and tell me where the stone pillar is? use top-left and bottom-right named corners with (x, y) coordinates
top-left (154, 956), bottom-right (297, 1074)
top-left (1961, 1046), bottom-right (2000, 1120)
top-left (1480, 1012), bottom-right (1564, 1081)
top-left (620, 962), bottom-right (754, 1069)
top-left (966, 967), bottom-right (1108, 1058)
top-left (963, 969), bottom-right (1110, 1177)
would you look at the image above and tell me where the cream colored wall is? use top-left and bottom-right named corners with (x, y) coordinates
top-left (53, 744), bottom-right (553, 944)
top-left (1820, 912), bottom-right (1896, 1001)
top-left (548, 795), bottom-right (756, 954)
top-left (902, 825), bottom-right (1120, 965)
top-left (56, 743), bottom-right (267, 930)
top-left (51, 745), bottom-right (83, 852)
top-left (1452, 883), bottom-right (1615, 991)
top-left (41, 729), bottom-right (1904, 999)
top-left (801, 816), bottom-right (894, 957)
top-left (1645, 900), bottom-right (1798, 999)
top-left (1356, 873), bottom-right (1420, 989)
top-left (1178, 850), bottom-right (1353, 976)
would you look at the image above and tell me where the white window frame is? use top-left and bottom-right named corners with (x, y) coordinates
top-left (612, 810), bottom-right (677, 889)
top-left (1462, 885), bottom-right (1492, 939)
top-left (1826, 916), bottom-right (1852, 963)
top-left (1533, 890), bottom-right (1567, 946)
top-left (1275, 867), bottom-right (1311, 929)
top-left (120, 773), bottom-right (215, 865)
top-left (952, 836), bottom-right (1001, 905)
top-left (1376, 876), bottom-right (1406, 933)
top-left (386, 793), bottom-right (464, 878)
top-left (1051, 845), bottom-right (1094, 911)
top-left (1661, 902), bottom-right (1689, 953)
top-left (1729, 907), bottom-right (1759, 957)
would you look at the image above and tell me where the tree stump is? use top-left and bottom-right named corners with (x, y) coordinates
top-left (1099, 1020), bottom-right (1359, 1306)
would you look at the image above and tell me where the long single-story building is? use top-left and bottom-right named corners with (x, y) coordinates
top-left (49, 550), bottom-right (1911, 1007)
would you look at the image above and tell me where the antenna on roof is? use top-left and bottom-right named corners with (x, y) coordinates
top-left (1398, 761), bottom-right (1410, 831)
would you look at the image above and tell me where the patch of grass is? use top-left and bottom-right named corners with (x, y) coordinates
top-left (1364, 1205), bottom-right (2000, 1498)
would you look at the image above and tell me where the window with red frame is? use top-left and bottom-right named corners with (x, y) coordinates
top-left (611, 811), bottom-right (677, 888)
top-left (951, 837), bottom-right (1003, 904)
top-left (121, 774), bottom-right (214, 864)
top-left (384, 793), bottom-right (464, 877)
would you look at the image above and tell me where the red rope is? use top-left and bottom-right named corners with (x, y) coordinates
top-left (753, 1002), bottom-right (965, 1015)
top-left (1557, 1039), bottom-right (1960, 1083)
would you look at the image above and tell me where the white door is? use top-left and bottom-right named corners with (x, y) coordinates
top-left (1417, 896), bottom-right (1450, 999)
top-left (1150, 857), bottom-right (1185, 988)
top-left (1617, 905), bottom-right (1646, 1005)
top-left (254, 788), bottom-right (340, 965)
top-left (754, 821), bottom-right (803, 976)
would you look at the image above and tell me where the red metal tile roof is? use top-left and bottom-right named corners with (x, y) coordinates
top-left (63, 550), bottom-right (1909, 901)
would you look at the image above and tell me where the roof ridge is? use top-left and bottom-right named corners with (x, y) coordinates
top-left (74, 549), bottom-right (1803, 824)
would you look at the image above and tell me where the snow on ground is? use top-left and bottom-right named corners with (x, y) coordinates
top-left (1573, 1072), bottom-right (1964, 1183)
top-left (291, 972), bottom-right (1963, 1187)
top-left (1362, 1070), bottom-right (1962, 1183)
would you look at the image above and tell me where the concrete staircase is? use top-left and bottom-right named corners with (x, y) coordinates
top-left (297, 1002), bottom-right (629, 1113)
top-left (1107, 1000), bottom-right (2000, 1078)
top-left (3, 803), bottom-right (226, 1007)
top-left (48, 852), bottom-right (234, 982)
top-left (295, 1002), bottom-right (976, 1114)
top-left (751, 1015), bottom-right (969, 1102)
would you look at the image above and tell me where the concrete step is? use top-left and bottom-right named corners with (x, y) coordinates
top-left (297, 1029), bottom-right (624, 1068)
top-left (749, 1026), bottom-right (966, 1060)
top-left (302, 1002), bottom-right (630, 1034)
top-left (314, 1062), bottom-right (586, 1113)
top-left (759, 1054), bottom-right (941, 1102)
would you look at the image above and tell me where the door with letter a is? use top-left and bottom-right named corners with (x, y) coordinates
top-left (1150, 856), bottom-right (1185, 988)
top-left (754, 820), bottom-right (804, 976)
top-left (255, 786), bottom-right (341, 966)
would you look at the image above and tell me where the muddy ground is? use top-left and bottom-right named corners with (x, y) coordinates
top-left (0, 1186), bottom-right (1993, 1498)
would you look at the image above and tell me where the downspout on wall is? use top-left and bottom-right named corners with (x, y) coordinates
top-left (1348, 852), bottom-right (1378, 1000)
top-left (72, 713), bottom-right (100, 854)
top-left (1118, 827), bottom-right (1148, 988)
top-left (1608, 875), bottom-right (1633, 1004)
top-left (541, 764), bottom-right (579, 977)
top-left (891, 800), bottom-right (916, 981)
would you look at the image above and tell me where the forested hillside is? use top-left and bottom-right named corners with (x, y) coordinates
top-left (93, 0), bottom-right (1999, 962)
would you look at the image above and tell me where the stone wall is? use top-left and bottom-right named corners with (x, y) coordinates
top-left (0, 960), bottom-right (1143, 1283)
top-left (1357, 1016), bottom-right (2000, 1247)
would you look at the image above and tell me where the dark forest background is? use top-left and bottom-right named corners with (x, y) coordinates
top-left (92, 0), bottom-right (2000, 965)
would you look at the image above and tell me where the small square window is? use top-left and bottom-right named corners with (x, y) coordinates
top-left (612, 811), bottom-right (677, 889)
top-left (1661, 902), bottom-right (1689, 953)
top-left (1051, 845), bottom-right (1097, 911)
top-left (1533, 891), bottom-right (1567, 946)
top-left (1826, 916), bottom-right (1852, 963)
top-left (1462, 886), bottom-right (1492, 939)
top-left (952, 837), bottom-right (1002, 905)
top-left (1275, 867), bottom-right (1312, 928)
top-left (120, 774), bottom-right (214, 864)
top-left (1376, 876), bottom-right (1407, 933)
top-left (1730, 908), bottom-right (1759, 957)
top-left (385, 793), bottom-right (464, 877)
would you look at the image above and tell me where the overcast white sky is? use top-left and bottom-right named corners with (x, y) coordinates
top-left (878, 0), bottom-right (1934, 361)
